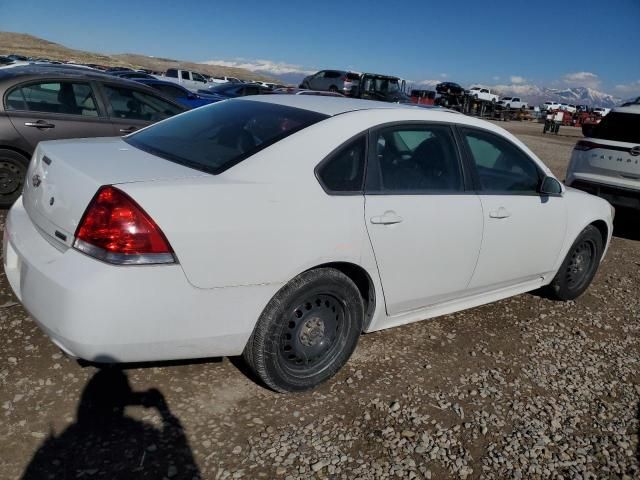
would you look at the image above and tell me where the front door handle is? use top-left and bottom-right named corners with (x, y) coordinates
top-left (370, 211), bottom-right (403, 225)
top-left (119, 126), bottom-right (137, 134)
top-left (25, 121), bottom-right (55, 129)
top-left (489, 207), bottom-right (511, 219)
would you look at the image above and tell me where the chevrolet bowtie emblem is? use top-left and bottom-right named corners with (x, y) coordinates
top-left (32, 174), bottom-right (42, 187)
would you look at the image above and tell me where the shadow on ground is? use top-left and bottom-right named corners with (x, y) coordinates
top-left (21, 367), bottom-right (200, 480)
top-left (613, 208), bottom-right (640, 242)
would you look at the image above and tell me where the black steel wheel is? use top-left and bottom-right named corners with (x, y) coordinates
top-left (243, 268), bottom-right (364, 392)
top-left (547, 225), bottom-right (603, 300)
top-left (0, 149), bottom-right (29, 208)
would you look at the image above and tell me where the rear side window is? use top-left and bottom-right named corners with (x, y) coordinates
top-left (181, 71), bottom-right (190, 80)
top-left (166, 69), bottom-right (178, 78)
top-left (5, 81), bottom-right (98, 116)
top-left (103, 85), bottom-right (183, 121)
top-left (317, 136), bottom-right (366, 193)
top-left (592, 112), bottom-right (640, 143)
top-left (124, 100), bottom-right (328, 175)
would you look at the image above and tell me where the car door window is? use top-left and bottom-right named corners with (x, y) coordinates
top-left (5, 81), bottom-right (99, 116)
top-left (192, 72), bottom-right (206, 83)
top-left (103, 85), bottom-right (183, 122)
top-left (369, 125), bottom-right (463, 193)
top-left (181, 71), bottom-right (190, 80)
top-left (317, 136), bottom-right (366, 193)
top-left (462, 129), bottom-right (541, 194)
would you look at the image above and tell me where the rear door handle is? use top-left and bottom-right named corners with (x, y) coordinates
top-left (119, 126), bottom-right (137, 134)
top-left (370, 211), bottom-right (403, 225)
top-left (489, 207), bottom-right (511, 219)
top-left (24, 121), bottom-right (55, 129)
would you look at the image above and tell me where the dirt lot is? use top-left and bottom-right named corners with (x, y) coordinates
top-left (1, 121), bottom-right (638, 479)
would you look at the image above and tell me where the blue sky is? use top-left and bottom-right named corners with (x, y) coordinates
top-left (2, 0), bottom-right (639, 95)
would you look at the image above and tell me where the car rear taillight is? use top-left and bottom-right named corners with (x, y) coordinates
top-left (73, 186), bottom-right (176, 265)
top-left (574, 140), bottom-right (600, 151)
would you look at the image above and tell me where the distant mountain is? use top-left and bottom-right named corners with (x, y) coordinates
top-left (0, 31), bottom-right (274, 82)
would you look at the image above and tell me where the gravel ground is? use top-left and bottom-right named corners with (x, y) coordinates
top-left (1, 121), bottom-right (638, 479)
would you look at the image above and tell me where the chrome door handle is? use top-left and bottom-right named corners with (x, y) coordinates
top-left (24, 121), bottom-right (55, 129)
top-left (370, 212), bottom-right (403, 225)
top-left (489, 207), bottom-right (511, 219)
top-left (119, 126), bottom-right (137, 134)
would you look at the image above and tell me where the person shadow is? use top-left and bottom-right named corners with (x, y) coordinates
top-left (22, 366), bottom-right (201, 479)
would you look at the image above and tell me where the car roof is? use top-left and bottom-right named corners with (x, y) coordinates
top-left (612, 105), bottom-right (640, 114)
top-left (239, 94), bottom-right (443, 116)
top-left (0, 65), bottom-right (124, 83)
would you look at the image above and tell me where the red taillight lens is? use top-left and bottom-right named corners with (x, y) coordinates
top-left (73, 186), bottom-right (175, 265)
top-left (574, 140), bottom-right (600, 151)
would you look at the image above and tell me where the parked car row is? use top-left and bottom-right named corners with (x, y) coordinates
top-left (0, 66), bottom-right (187, 206)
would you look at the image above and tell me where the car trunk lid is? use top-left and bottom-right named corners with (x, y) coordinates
top-left (23, 137), bottom-right (208, 248)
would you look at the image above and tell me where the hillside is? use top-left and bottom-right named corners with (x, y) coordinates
top-left (0, 31), bottom-right (274, 82)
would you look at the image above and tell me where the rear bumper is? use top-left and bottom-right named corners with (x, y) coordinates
top-left (4, 196), bottom-right (281, 362)
top-left (567, 174), bottom-right (640, 210)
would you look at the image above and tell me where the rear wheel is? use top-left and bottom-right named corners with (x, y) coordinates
top-left (0, 149), bottom-right (29, 208)
top-left (329, 85), bottom-right (339, 93)
top-left (243, 268), bottom-right (364, 392)
top-left (547, 225), bottom-right (603, 300)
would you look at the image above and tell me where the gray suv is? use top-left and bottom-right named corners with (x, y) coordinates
top-left (0, 66), bottom-right (185, 207)
top-left (299, 70), bottom-right (360, 95)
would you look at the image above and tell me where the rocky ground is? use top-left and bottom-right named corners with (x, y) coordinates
top-left (1, 121), bottom-right (638, 479)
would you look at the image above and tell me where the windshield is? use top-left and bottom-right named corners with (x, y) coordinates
top-left (592, 112), bottom-right (640, 144)
top-left (124, 100), bottom-right (328, 175)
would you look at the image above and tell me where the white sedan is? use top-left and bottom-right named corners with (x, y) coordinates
top-left (4, 96), bottom-right (613, 392)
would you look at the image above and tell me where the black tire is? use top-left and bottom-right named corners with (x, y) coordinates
top-left (328, 85), bottom-right (339, 93)
top-left (547, 225), bottom-right (603, 300)
top-left (0, 149), bottom-right (29, 208)
top-left (243, 268), bottom-right (364, 392)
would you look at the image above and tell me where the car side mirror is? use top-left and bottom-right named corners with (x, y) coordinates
top-left (539, 176), bottom-right (563, 196)
top-left (582, 123), bottom-right (596, 137)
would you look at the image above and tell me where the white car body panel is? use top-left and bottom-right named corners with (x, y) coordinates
top-left (364, 194), bottom-right (483, 315)
top-left (4, 96), bottom-right (614, 362)
top-left (469, 87), bottom-right (499, 102)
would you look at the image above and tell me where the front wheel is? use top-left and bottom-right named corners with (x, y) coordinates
top-left (547, 225), bottom-right (603, 300)
top-left (243, 268), bottom-right (364, 392)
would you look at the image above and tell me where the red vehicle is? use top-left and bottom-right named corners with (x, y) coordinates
top-left (410, 89), bottom-right (436, 105)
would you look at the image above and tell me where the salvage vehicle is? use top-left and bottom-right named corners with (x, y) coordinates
top-left (299, 70), bottom-right (361, 95)
top-left (160, 68), bottom-right (209, 92)
top-left (134, 78), bottom-right (222, 108)
top-left (198, 82), bottom-right (272, 99)
top-left (4, 96), bottom-right (613, 392)
top-left (468, 87), bottom-right (499, 102)
top-left (435, 82), bottom-right (465, 96)
top-left (498, 97), bottom-right (528, 109)
top-left (353, 73), bottom-right (410, 103)
top-left (0, 66), bottom-right (186, 207)
top-left (566, 104), bottom-right (640, 211)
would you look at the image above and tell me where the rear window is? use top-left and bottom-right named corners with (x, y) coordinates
top-left (124, 100), bottom-right (328, 175)
top-left (592, 112), bottom-right (640, 144)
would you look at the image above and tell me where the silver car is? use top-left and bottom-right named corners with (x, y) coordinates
top-left (299, 70), bottom-right (360, 95)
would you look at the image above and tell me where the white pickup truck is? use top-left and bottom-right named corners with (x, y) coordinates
top-left (498, 96), bottom-right (528, 109)
top-left (158, 69), bottom-right (209, 92)
top-left (468, 87), bottom-right (499, 102)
